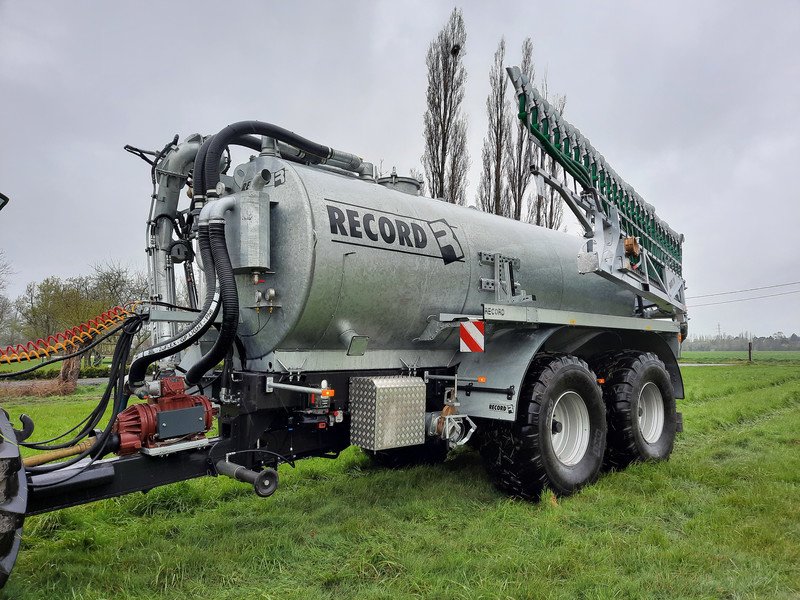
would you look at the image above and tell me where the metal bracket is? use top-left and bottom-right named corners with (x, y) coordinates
top-left (398, 357), bottom-right (420, 376)
top-left (414, 313), bottom-right (483, 343)
top-left (423, 371), bottom-right (485, 385)
top-left (479, 252), bottom-right (533, 304)
top-left (140, 437), bottom-right (210, 457)
top-left (577, 205), bottom-right (686, 317)
top-left (459, 382), bottom-right (515, 400)
top-left (266, 377), bottom-right (331, 395)
top-left (274, 357), bottom-right (307, 380)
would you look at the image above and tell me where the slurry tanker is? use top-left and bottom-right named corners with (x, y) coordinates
top-left (0, 66), bottom-right (686, 584)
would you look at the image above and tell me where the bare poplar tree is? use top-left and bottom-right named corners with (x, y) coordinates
top-left (0, 251), bottom-right (10, 293)
top-left (422, 8), bottom-right (469, 205)
top-left (477, 37), bottom-right (513, 216)
top-left (528, 74), bottom-right (566, 230)
top-left (0, 251), bottom-right (14, 344)
top-left (506, 37), bottom-right (535, 221)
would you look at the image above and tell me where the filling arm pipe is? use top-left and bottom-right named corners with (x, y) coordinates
top-left (148, 136), bottom-right (201, 344)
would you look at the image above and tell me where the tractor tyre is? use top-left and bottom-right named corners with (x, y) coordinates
top-left (598, 352), bottom-right (677, 468)
top-left (479, 354), bottom-right (607, 499)
top-left (0, 409), bottom-right (26, 588)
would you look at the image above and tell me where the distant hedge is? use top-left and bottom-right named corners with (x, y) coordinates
top-left (0, 364), bottom-right (158, 380)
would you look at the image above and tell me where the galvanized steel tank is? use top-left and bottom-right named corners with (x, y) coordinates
top-left (227, 156), bottom-right (635, 360)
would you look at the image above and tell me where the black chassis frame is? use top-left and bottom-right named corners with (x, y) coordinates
top-left (26, 367), bottom-right (452, 515)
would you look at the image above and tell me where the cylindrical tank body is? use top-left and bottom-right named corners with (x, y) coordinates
top-left (227, 156), bottom-right (635, 359)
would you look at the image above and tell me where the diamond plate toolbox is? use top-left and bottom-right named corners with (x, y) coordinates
top-left (349, 376), bottom-right (426, 451)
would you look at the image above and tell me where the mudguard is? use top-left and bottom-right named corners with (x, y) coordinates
top-left (453, 326), bottom-right (559, 421)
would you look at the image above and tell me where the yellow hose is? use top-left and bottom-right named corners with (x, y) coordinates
top-left (23, 438), bottom-right (96, 467)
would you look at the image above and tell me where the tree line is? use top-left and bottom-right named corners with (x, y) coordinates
top-left (422, 8), bottom-right (565, 229)
top-left (684, 332), bottom-right (800, 352)
top-left (0, 252), bottom-right (146, 364)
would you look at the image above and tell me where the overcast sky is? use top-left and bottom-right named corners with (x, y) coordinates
top-left (1, 1), bottom-right (798, 337)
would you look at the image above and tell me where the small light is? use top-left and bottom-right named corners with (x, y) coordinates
top-left (321, 389), bottom-right (335, 398)
top-left (596, 378), bottom-right (606, 385)
top-left (317, 422), bottom-right (327, 429)
top-left (477, 376), bottom-right (487, 384)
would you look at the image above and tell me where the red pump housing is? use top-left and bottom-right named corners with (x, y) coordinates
top-left (114, 377), bottom-right (216, 455)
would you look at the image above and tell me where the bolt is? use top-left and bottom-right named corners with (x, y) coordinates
top-left (552, 420), bottom-right (563, 434)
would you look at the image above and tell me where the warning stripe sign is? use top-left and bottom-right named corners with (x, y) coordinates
top-left (460, 320), bottom-right (485, 353)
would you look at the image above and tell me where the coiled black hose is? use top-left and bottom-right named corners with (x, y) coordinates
top-left (203, 121), bottom-right (331, 193)
top-left (127, 224), bottom-right (219, 386)
top-left (185, 221), bottom-right (238, 385)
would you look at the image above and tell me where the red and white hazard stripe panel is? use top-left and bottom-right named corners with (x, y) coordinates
top-left (460, 320), bottom-right (485, 353)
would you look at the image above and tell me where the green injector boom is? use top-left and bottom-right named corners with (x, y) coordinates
top-left (507, 66), bottom-right (686, 327)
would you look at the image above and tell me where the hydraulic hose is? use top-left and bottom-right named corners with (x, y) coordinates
top-left (192, 135), bottom-right (215, 205)
top-left (26, 314), bottom-right (145, 475)
top-left (128, 224), bottom-right (219, 386)
top-left (191, 133), bottom-right (262, 211)
top-left (185, 210), bottom-right (238, 385)
top-left (203, 121), bottom-right (333, 193)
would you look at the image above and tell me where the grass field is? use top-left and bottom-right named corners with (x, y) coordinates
top-left (1, 363), bottom-right (798, 599)
top-left (0, 361), bottom-right (62, 374)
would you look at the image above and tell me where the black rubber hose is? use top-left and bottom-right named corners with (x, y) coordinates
top-left (192, 134), bottom-right (262, 204)
top-left (185, 221), bottom-right (238, 385)
top-left (127, 224), bottom-right (219, 385)
top-left (131, 134), bottom-right (261, 385)
top-left (192, 135), bottom-right (215, 203)
top-left (204, 121), bottom-right (331, 193)
top-left (236, 135), bottom-right (262, 152)
top-left (26, 315), bottom-right (144, 474)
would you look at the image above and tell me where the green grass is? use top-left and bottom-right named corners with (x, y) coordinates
top-left (0, 361), bottom-right (61, 374)
top-left (1, 365), bottom-right (799, 599)
top-left (680, 350), bottom-right (800, 364)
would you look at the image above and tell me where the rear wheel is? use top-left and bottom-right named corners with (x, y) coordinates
top-left (479, 355), bottom-right (607, 499)
top-left (599, 352), bottom-right (677, 468)
top-left (0, 410), bottom-right (26, 588)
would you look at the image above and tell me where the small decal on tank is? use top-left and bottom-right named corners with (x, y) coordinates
top-left (488, 403), bottom-right (514, 415)
top-left (325, 199), bottom-right (465, 264)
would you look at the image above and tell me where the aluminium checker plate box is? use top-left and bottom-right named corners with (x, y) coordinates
top-left (349, 376), bottom-right (426, 451)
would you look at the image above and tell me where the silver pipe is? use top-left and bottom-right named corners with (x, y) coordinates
top-left (149, 136), bottom-right (201, 346)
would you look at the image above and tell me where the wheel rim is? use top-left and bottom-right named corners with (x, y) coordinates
top-left (638, 381), bottom-right (664, 444)
top-left (550, 391), bottom-right (590, 466)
